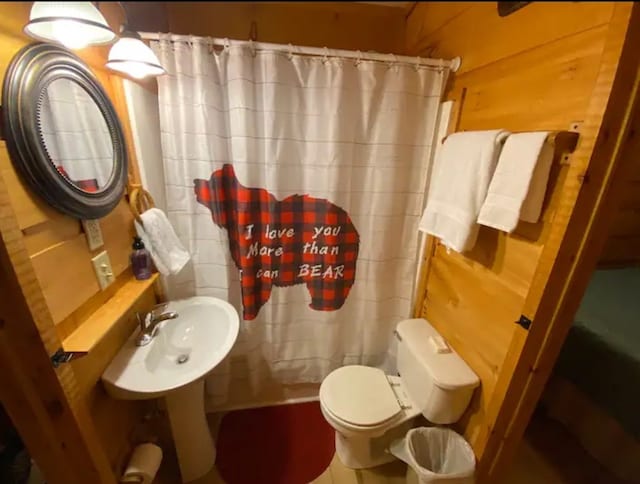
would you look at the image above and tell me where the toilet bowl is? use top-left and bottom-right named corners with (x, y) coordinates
top-left (319, 366), bottom-right (421, 468)
top-left (319, 318), bottom-right (479, 469)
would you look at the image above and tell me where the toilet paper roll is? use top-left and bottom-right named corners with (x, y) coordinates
top-left (121, 443), bottom-right (163, 484)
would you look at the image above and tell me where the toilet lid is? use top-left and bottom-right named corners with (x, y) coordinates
top-left (319, 366), bottom-right (401, 427)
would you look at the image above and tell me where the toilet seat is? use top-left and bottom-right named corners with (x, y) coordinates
top-left (319, 366), bottom-right (401, 427)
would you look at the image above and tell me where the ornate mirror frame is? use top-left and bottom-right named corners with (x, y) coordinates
top-left (2, 43), bottom-right (127, 219)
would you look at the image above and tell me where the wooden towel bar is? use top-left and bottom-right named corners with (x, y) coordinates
top-left (441, 130), bottom-right (580, 156)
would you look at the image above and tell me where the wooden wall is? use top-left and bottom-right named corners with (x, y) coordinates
top-left (599, 157), bottom-right (640, 266)
top-left (406, 1), bottom-right (626, 459)
top-left (0, 2), bottom-right (161, 479)
top-left (166, 1), bottom-right (406, 53)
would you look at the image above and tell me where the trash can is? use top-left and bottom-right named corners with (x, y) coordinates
top-left (389, 427), bottom-right (475, 484)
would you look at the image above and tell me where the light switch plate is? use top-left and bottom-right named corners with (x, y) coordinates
top-left (91, 250), bottom-right (114, 290)
top-left (82, 219), bottom-right (104, 251)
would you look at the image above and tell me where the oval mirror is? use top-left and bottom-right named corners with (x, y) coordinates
top-left (2, 43), bottom-right (127, 219)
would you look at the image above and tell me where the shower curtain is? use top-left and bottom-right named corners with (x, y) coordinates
top-left (152, 37), bottom-right (448, 408)
top-left (40, 81), bottom-right (113, 190)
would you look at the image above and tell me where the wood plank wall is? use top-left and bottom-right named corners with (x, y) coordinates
top-left (405, 2), bottom-right (621, 457)
top-left (0, 2), bottom-right (161, 477)
top-left (166, 1), bottom-right (406, 53)
top-left (599, 157), bottom-right (640, 265)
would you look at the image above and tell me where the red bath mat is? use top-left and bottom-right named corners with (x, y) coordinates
top-left (216, 401), bottom-right (335, 484)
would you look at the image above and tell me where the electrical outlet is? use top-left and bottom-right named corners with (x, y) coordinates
top-left (82, 219), bottom-right (104, 251)
top-left (91, 250), bottom-right (114, 290)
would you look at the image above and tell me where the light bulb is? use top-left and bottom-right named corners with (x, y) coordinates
top-left (120, 62), bottom-right (149, 79)
top-left (107, 36), bottom-right (166, 79)
top-left (24, 2), bottom-right (115, 48)
top-left (51, 20), bottom-right (90, 49)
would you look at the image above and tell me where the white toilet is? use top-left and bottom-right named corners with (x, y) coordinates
top-left (319, 318), bottom-right (480, 469)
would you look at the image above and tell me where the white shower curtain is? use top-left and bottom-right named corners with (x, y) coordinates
top-left (152, 38), bottom-right (447, 408)
top-left (40, 81), bottom-right (113, 189)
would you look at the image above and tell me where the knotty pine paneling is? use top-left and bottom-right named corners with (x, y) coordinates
top-left (167, 1), bottom-right (405, 53)
top-left (406, 1), bottom-right (621, 457)
top-left (600, 176), bottom-right (640, 265)
top-left (405, 2), bottom-right (614, 75)
top-left (0, 2), bottom-right (162, 476)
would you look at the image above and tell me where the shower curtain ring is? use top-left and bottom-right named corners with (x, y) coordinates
top-left (414, 56), bottom-right (420, 72)
top-left (249, 39), bottom-right (257, 57)
top-left (223, 38), bottom-right (231, 52)
top-left (388, 54), bottom-right (398, 71)
top-left (322, 47), bottom-right (329, 64)
top-left (287, 43), bottom-right (294, 61)
top-left (355, 50), bottom-right (362, 67)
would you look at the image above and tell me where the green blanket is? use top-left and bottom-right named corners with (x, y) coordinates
top-left (555, 267), bottom-right (640, 440)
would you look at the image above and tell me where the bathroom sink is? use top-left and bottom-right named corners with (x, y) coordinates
top-left (102, 296), bottom-right (239, 483)
top-left (102, 296), bottom-right (239, 400)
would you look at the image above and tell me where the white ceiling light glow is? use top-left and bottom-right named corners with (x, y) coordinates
top-left (106, 30), bottom-right (166, 79)
top-left (23, 2), bottom-right (165, 79)
top-left (24, 2), bottom-right (116, 49)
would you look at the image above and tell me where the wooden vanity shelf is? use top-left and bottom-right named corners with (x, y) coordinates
top-left (61, 273), bottom-right (159, 355)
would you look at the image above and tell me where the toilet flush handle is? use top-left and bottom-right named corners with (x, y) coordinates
top-left (430, 335), bottom-right (451, 354)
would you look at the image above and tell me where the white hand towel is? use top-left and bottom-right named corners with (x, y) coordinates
top-left (134, 208), bottom-right (190, 276)
top-left (419, 129), bottom-right (509, 253)
top-left (477, 131), bottom-right (552, 232)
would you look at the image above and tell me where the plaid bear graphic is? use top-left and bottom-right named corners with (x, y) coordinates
top-left (194, 164), bottom-right (359, 320)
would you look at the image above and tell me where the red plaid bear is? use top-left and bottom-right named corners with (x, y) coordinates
top-left (194, 164), bottom-right (359, 320)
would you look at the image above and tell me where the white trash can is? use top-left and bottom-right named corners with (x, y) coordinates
top-left (389, 427), bottom-right (476, 484)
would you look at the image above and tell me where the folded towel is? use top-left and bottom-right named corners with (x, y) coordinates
top-left (477, 132), bottom-right (552, 232)
top-left (134, 208), bottom-right (190, 276)
top-left (419, 129), bottom-right (509, 252)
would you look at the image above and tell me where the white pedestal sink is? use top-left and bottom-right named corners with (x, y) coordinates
top-left (102, 297), bottom-right (239, 483)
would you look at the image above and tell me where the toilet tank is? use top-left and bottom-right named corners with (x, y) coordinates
top-left (396, 318), bottom-right (479, 424)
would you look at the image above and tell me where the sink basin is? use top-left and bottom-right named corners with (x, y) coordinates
top-left (102, 296), bottom-right (239, 483)
top-left (102, 296), bottom-right (239, 400)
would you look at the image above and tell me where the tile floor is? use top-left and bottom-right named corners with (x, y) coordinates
top-left (310, 456), bottom-right (407, 484)
top-left (155, 409), bottom-right (625, 484)
top-left (155, 411), bottom-right (409, 484)
top-left (157, 450), bottom-right (407, 484)
top-left (510, 410), bottom-right (631, 484)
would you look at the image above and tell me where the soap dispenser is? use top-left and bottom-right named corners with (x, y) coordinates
top-left (131, 236), bottom-right (152, 280)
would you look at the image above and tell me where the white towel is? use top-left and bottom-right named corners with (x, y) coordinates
top-left (419, 129), bottom-right (509, 253)
top-left (134, 208), bottom-right (190, 276)
top-left (477, 132), bottom-right (552, 232)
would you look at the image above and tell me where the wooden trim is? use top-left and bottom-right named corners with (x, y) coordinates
top-left (413, 87), bottom-right (466, 316)
top-left (63, 273), bottom-right (159, 354)
top-left (413, 235), bottom-right (435, 317)
top-left (0, 162), bottom-right (118, 482)
top-left (476, 3), bottom-right (639, 481)
top-left (405, 2), bottom-right (419, 20)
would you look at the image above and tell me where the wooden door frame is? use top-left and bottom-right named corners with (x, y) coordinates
top-left (0, 158), bottom-right (118, 483)
top-left (477, 3), bottom-right (640, 481)
top-left (0, 66), bottom-right (143, 484)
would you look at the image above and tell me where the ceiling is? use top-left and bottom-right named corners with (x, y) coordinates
top-left (358, 2), bottom-right (414, 9)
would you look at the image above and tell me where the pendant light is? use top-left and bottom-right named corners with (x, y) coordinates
top-left (106, 28), bottom-right (166, 79)
top-left (24, 1), bottom-right (116, 49)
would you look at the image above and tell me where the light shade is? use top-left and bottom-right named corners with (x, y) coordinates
top-left (24, 2), bottom-right (116, 49)
top-left (106, 33), bottom-right (166, 79)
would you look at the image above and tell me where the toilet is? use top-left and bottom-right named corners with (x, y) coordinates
top-left (319, 318), bottom-right (480, 469)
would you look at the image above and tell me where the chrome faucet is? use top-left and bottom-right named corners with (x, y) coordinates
top-left (136, 303), bottom-right (179, 346)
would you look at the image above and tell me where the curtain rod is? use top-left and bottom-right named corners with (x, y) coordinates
top-left (139, 32), bottom-right (462, 72)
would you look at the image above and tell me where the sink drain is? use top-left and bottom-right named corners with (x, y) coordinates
top-left (176, 354), bottom-right (189, 364)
